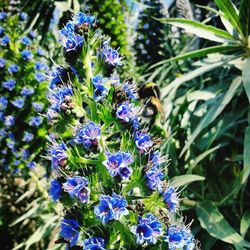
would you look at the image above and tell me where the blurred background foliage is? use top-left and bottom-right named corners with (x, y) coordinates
top-left (0, 0), bottom-right (250, 249)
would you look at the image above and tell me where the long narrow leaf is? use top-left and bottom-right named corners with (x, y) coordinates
top-left (158, 18), bottom-right (235, 43)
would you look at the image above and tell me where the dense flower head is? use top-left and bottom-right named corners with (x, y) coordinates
top-left (8, 64), bottom-right (19, 74)
top-left (1, 35), bottom-right (9, 46)
top-left (49, 179), bottom-right (62, 202)
top-left (63, 176), bottom-right (90, 203)
top-left (94, 193), bottom-right (128, 223)
top-left (102, 152), bottom-right (133, 179)
top-left (92, 75), bottom-right (108, 101)
top-left (162, 186), bottom-right (179, 213)
top-left (83, 237), bottom-right (105, 250)
top-left (134, 131), bottom-right (153, 154)
top-left (165, 225), bottom-right (195, 250)
top-left (74, 121), bottom-right (101, 149)
top-left (2, 79), bottom-right (16, 91)
top-left (131, 214), bottom-right (163, 245)
top-left (60, 219), bottom-right (80, 247)
top-left (48, 141), bottom-right (68, 170)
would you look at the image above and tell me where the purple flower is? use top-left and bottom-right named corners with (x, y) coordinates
top-left (94, 193), bottom-right (128, 223)
top-left (134, 131), bottom-right (153, 154)
top-left (23, 132), bottom-right (34, 142)
top-left (145, 166), bottom-right (165, 192)
top-left (74, 121), bottom-right (101, 149)
top-left (60, 219), bottom-right (79, 247)
top-left (165, 225), bottom-right (195, 250)
top-left (1, 35), bottom-right (10, 46)
top-left (20, 86), bottom-right (34, 96)
top-left (63, 176), bottom-right (90, 203)
top-left (4, 115), bottom-right (15, 127)
top-left (21, 50), bottom-right (33, 60)
top-left (21, 36), bottom-right (31, 46)
top-left (0, 12), bottom-right (7, 21)
top-left (92, 75), bottom-right (108, 101)
top-left (35, 72), bottom-right (46, 82)
top-left (101, 41), bottom-right (123, 66)
top-left (83, 237), bottom-right (105, 250)
top-left (20, 12), bottom-right (28, 21)
top-left (32, 102), bottom-right (44, 112)
top-left (8, 64), bottom-right (19, 74)
top-left (0, 58), bottom-right (5, 68)
top-left (102, 152), bottom-right (133, 179)
top-left (2, 79), bottom-right (16, 91)
top-left (0, 96), bottom-right (8, 111)
top-left (49, 179), bottom-right (62, 202)
top-left (29, 116), bottom-right (43, 127)
top-left (11, 98), bottom-right (25, 108)
top-left (48, 141), bottom-right (68, 170)
top-left (162, 186), bottom-right (179, 213)
top-left (131, 214), bottom-right (163, 245)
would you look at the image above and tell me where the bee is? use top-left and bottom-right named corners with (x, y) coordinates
top-left (138, 82), bottom-right (165, 125)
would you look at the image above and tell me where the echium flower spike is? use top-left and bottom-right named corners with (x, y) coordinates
top-left (46, 11), bottom-right (197, 249)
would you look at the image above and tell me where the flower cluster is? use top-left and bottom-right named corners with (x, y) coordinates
top-left (0, 12), bottom-right (48, 174)
top-left (46, 12), bottom-right (197, 249)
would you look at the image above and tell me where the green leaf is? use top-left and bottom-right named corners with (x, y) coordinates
top-left (242, 58), bottom-right (250, 103)
top-left (197, 201), bottom-right (250, 247)
top-left (239, 0), bottom-right (250, 37)
top-left (243, 126), bottom-right (250, 184)
top-left (240, 211), bottom-right (250, 237)
top-left (169, 174), bottom-right (205, 188)
top-left (158, 18), bottom-right (235, 43)
top-left (180, 76), bottom-right (242, 157)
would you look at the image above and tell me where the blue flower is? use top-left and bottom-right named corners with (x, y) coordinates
top-left (21, 36), bottom-right (31, 46)
top-left (74, 121), bottom-right (101, 149)
top-left (102, 152), bottom-right (133, 179)
top-left (49, 179), bottom-right (62, 202)
top-left (134, 131), bottom-right (153, 154)
top-left (14, 159), bottom-right (21, 166)
top-left (131, 214), bottom-right (163, 245)
top-left (11, 98), bottom-right (25, 108)
top-left (0, 58), bottom-right (5, 68)
top-left (72, 12), bottom-right (95, 28)
top-left (2, 79), bottom-right (16, 91)
top-left (0, 12), bottom-right (7, 20)
top-left (1, 35), bottom-right (10, 46)
top-left (29, 30), bottom-right (36, 39)
top-left (94, 193), bottom-right (128, 223)
top-left (37, 47), bottom-right (45, 56)
top-left (0, 128), bottom-right (6, 139)
top-left (4, 115), bottom-right (15, 127)
top-left (35, 72), bottom-right (46, 82)
top-left (0, 27), bottom-right (4, 36)
top-left (0, 96), bottom-right (8, 111)
top-left (63, 176), bottom-right (90, 203)
top-left (29, 116), bottom-right (43, 127)
top-left (60, 219), bottom-right (80, 247)
top-left (35, 61), bottom-right (48, 71)
top-left (21, 149), bottom-right (30, 160)
top-left (20, 12), bottom-right (28, 21)
top-left (48, 141), bottom-right (68, 170)
top-left (145, 166), bottom-right (165, 192)
top-left (0, 112), bottom-right (5, 121)
top-left (8, 64), bottom-right (19, 74)
top-left (27, 161), bottom-right (36, 169)
top-left (122, 81), bottom-right (138, 100)
top-left (22, 132), bottom-right (34, 142)
top-left (101, 41), bottom-right (123, 66)
top-left (165, 225), bottom-right (195, 250)
top-left (49, 66), bottom-right (68, 89)
top-left (32, 102), bottom-right (44, 112)
top-left (162, 186), bottom-right (179, 213)
top-left (116, 102), bottom-right (139, 125)
top-left (83, 237), bottom-right (105, 250)
top-left (7, 139), bottom-right (15, 149)
top-left (92, 75), bottom-right (108, 101)
top-left (21, 86), bottom-right (34, 96)
top-left (21, 50), bottom-right (33, 60)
